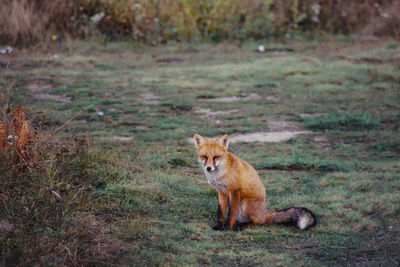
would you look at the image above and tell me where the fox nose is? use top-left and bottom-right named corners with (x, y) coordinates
top-left (207, 166), bottom-right (212, 172)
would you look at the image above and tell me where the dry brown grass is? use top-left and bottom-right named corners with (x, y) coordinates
top-left (1, 0), bottom-right (46, 45)
top-left (0, 0), bottom-right (83, 46)
top-left (0, 121), bottom-right (6, 149)
top-left (0, 72), bottom-right (130, 265)
top-left (0, 107), bottom-right (129, 265)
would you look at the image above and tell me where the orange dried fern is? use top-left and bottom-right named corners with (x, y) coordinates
top-left (11, 107), bottom-right (34, 155)
top-left (11, 106), bottom-right (26, 133)
top-left (1, 106), bottom-right (36, 169)
top-left (0, 120), bottom-right (6, 150)
top-left (17, 120), bottom-right (34, 155)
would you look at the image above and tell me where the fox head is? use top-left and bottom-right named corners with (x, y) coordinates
top-left (193, 133), bottom-right (229, 173)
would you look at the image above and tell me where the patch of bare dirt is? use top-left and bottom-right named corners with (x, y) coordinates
top-left (194, 108), bottom-right (239, 124)
top-left (34, 94), bottom-right (71, 103)
top-left (229, 131), bottom-right (309, 143)
top-left (24, 82), bottom-right (53, 92)
top-left (266, 94), bottom-right (280, 102)
top-left (188, 130), bottom-right (309, 144)
top-left (136, 125), bottom-right (150, 131)
top-left (198, 93), bottom-right (261, 103)
top-left (299, 113), bottom-right (324, 118)
top-left (267, 121), bottom-right (299, 131)
top-left (188, 119), bottom-right (309, 143)
top-left (313, 135), bottom-right (330, 148)
top-left (99, 136), bottom-right (135, 142)
top-left (140, 93), bottom-right (161, 104)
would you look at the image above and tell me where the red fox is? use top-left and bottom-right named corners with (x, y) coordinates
top-left (194, 133), bottom-right (316, 231)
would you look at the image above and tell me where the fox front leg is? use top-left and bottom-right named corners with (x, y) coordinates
top-left (224, 190), bottom-right (241, 230)
top-left (213, 191), bottom-right (228, 230)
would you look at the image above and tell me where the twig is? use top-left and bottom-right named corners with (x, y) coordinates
top-left (0, 63), bottom-right (12, 109)
top-left (79, 259), bottom-right (125, 266)
top-left (1, 194), bottom-right (12, 219)
top-left (64, 246), bottom-right (77, 266)
top-left (30, 42), bottom-right (42, 55)
top-left (12, 146), bottom-right (33, 173)
top-left (44, 105), bottom-right (94, 140)
top-left (192, 174), bottom-right (200, 186)
top-left (64, 186), bottom-right (83, 214)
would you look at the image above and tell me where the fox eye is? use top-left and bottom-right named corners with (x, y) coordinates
top-left (213, 156), bottom-right (220, 160)
top-left (201, 155), bottom-right (207, 160)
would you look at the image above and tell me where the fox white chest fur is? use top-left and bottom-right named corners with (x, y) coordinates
top-left (204, 168), bottom-right (228, 194)
top-left (199, 158), bottom-right (228, 194)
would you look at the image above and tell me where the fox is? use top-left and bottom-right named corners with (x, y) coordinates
top-left (194, 133), bottom-right (316, 231)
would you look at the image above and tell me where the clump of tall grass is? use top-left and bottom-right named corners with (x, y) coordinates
top-left (0, 0), bottom-right (86, 46)
top-left (0, 74), bottom-right (132, 265)
top-left (0, 131), bottom-right (130, 265)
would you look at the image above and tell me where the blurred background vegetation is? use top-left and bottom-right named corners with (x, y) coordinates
top-left (1, 0), bottom-right (399, 46)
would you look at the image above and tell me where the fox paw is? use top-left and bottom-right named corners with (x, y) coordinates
top-left (232, 224), bottom-right (241, 231)
top-left (223, 223), bottom-right (235, 231)
top-left (232, 222), bottom-right (250, 231)
top-left (212, 224), bottom-right (225, 231)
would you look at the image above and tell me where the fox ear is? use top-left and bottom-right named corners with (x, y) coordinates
top-left (194, 134), bottom-right (206, 148)
top-left (217, 134), bottom-right (229, 150)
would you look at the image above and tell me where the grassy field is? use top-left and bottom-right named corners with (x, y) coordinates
top-left (1, 37), bottom-right (400, 266)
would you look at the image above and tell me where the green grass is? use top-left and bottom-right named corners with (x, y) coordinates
top-left (304, 112), bottom-right (380, 131)
top-left (1, 38), bottom-right (400, 266)
top-left (256, 158), bottom-right (344, 172)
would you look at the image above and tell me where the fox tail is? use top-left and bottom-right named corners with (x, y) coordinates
top-left (265, 207), bottom-right (316, 230)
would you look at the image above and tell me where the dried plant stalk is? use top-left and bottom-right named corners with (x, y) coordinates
top-left (1, 106), bottom-right (36, 168)
top-left (0, 120), bottom-right (6, 150)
